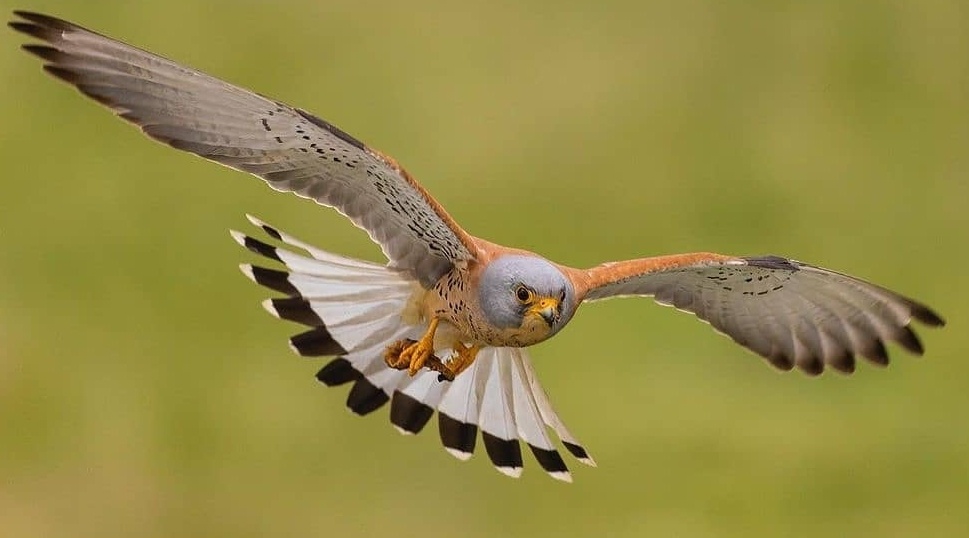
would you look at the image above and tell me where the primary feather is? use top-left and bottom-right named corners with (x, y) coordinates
top-left (9, 10), bottom-right (477, 287)
top-left (581, 254), bottom-right (944, 375)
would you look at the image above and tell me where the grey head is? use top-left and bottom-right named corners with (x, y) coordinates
top-left (478, 254), bottom-right (577, 344)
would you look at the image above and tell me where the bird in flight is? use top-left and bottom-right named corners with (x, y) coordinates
top-left (10, 11), bottom-right (945, 482)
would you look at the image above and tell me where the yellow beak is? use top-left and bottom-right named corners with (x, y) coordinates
top-left (528, 296), bottom-right (560, 326)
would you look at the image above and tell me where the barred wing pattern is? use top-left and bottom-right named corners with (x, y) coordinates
top-left (581, 254), bottom-right (945, 375)
top-left (234, 217), bottom-right (594, 481)
top-left (10, 11), bottom-right (477, 287)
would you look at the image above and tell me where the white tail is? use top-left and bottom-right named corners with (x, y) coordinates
top-left (232, 215), bottom-right (594, 481)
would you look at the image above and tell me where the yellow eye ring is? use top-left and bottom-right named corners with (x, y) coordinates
top-left (515, 285), bottom-right (533, 303)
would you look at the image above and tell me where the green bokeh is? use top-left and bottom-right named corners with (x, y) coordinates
top-left (2, 2), bottom-right (966, 537)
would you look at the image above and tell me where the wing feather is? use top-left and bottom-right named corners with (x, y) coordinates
top-left (507, 354), bottom-right (571, 482)
top-left (478, 353), bottom-right (524, 477)
top-left (11, 11), bottom-right (479, 287)
top-left (579, 253), bottom-right (944, 374)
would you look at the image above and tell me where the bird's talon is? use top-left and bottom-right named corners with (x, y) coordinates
top-left (384, 318), bottom-right (441, 376)
top-left (384, 339), bottom-right (415, 370)
top-left (406, 342), bottom-right (431, 375)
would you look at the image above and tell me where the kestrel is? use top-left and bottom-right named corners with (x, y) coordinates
top-left (11, 12), bottom-right (945, 482)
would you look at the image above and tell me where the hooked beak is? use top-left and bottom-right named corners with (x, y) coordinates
top-left (528, 297), bottom-right (561, 327)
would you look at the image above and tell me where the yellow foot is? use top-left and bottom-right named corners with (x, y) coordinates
top-left (384, 318), bottom-right (441, 376)
top-left (385, 339), bottom-right (454, 380)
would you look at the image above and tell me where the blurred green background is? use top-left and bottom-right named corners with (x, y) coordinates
top-left (1, 1), bottom-right (966, 536)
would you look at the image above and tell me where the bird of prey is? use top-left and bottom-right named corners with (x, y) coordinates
top-left (10, 11), bottom-right (945, 482)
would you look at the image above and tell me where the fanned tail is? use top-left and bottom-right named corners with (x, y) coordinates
top-left (233, 216), bottom-right (593, 480)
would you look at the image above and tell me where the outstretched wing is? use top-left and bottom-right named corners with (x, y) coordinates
top-left (9, 11), bottom-right (478, 287)
top-left (577, 253), bottom-right (945, 375)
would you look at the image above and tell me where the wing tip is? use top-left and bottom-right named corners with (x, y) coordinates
top-left (9, 11), bottom-right (77, 41)
top-left (10, 10), bottom-right (76, 31)
top-left (238, 263), bottom-right (256, 281)
top-left (229, 229), bottom-right (247, 247)
top-left (495, 466), bottom-right (523, 479)
top-left (261, 298), bottom-right (282, 319)
top-left (482, 432), bottom-right (524, 478)
top-left (8, 20), bottom-right (38, 38)
top-left (245, 213), bottom-right (282, 240)
top-left (912, 304), bottom-right (946, 328)
top-left (444, 447), bottom-right (473, 462)
top-left (828, 354), bottom-right (857, 375)
top-left (20, 43), bottom-right (60, 62)
top-left (528, 445), bottom-right (573, 482)
top-left (289, 327), bottom-right (347, 357)
top-left (315, 357), bottom-right (360, 386)
top-left (269, 297), bottom-right (324, 326)
top-left (439, 413), bottom-right (477, 460)
top-left (548, 470), bottom-right (574, 483)
top-left (244, 213), bottom-right (264, 227)
top-left (389, 391), bottom-right (435, 436)
top-left (345, 377), bottom-right (390, 416)
top-left (245, 265), bottom-right (298, 295)
top-left (234, 232), bottom-right (282, 262)
top-left (894, 326), bottom-right (925, 356)
top-left (563, 441), bottom-right (597, 467)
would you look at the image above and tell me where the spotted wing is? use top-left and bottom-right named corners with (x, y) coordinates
top-left (10, 11), bottom-right (477, 287)
top-left (578, 253), bottom-right (945, 374)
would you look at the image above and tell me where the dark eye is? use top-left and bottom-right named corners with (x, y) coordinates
top-left (515, 285), bottom-right (532, 303)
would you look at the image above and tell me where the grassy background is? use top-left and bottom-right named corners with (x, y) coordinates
top-left (1, 1), bottom-right (967, 536)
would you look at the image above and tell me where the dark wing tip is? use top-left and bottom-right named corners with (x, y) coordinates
top-left (438, 413), bottom-right (477, 457)
top-left (291, 327), bottom-right (347, 357)
top-left (390, 391), bottom-right (435, 435)
top-left (11, 12), bottom-right (103, 50)
top-left (239, 234), bottom-right (282, 262)
top-left (268, 297), bottom-right (323, 327)
top-left (911, 304), bottom-right (946, 327)
top-left (257, 222), bottom-right (283, 241)
top-left (11, 10), bottom-right (75, 31)
top-left (9, 21), bottom-right (49, 41)
top-left (481, 432), bottom-right (523, 475)
top-left (248, 265), bottom-right (298, 295)
top-left (562, 441), bottom-right (591, 461)
top-left (796, 356), bottom-right (825, 376)
top-left (315, 358), bottom-right (361, 387)
top-left (41, 64), bottom-right (81, 84)
top-left (894, 326), bottom-right (925, 355)
top-left (528, 445), bottom-right (570, 477)
top-left (860, 339), bottom-right (890, 366)
top-left (345, 377), bottom-right (390, 416)
top-left (765, 352), bottom-right (795, 371)
top-left (20, 43), bottom-right (61, 61)
top-left (827, 350), bottom-right (857, 375)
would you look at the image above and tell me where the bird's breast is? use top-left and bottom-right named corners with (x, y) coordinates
top-left (422, 269), bottom-right (556, 348)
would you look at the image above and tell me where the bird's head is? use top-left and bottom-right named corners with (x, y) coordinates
top-left (478, 255), bottom-right (577, 345)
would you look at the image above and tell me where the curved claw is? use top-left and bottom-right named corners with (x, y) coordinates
top-left (384, 318), bottom-right (441, 376)
top-left (382, 320), bottom-right (484, 382)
